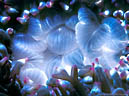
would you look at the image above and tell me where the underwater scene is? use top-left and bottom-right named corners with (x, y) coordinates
top-left (0, 0), bottom-right (129, 96)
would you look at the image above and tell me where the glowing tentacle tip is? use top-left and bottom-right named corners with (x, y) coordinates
top-left (17, 57), bottom-right (29, 64)
top-left (46, 1), bottom-right (54, 8)
top-left (7, 7), bottom-right (19, 14)
top-left (6, 28), bottom-right (15, 35)
top-left (95, 58), bottom-right (99, 63)
top-left (60, 2), bottom-right (69, 11)
top-left (30, 8), bottom-right (39, 16)
top-left (81, 76), bottom-right (93, 83)
top-left (0, 16), bottom-right (11, 24)
top-left (23, 77), bottom-right (29, 84)
top-left (119, 60), bottom-right (125, 66)
top-left (114, 67), bottom-right (119, 71)
top-left (38, 2), bottom-right (46, 10)
top-left (124, 10), bottom-right (129, 20)
top-left (92, 62), bottom-right (95, 67)
top-left (22, 10), bottom-right (30, 18)
top-left (23, 77), bottom-right (33, 85)
top-left (95, 0), bottom-right (104, 7)
top-left (16, 17), bottom-right (28, 24)
top-left (113, 10), bottom-right (124, 19)
top-left (99, 10), bottom-right (110, 17)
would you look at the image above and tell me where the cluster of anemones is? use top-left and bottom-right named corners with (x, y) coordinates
top-left (0, 0), bottom-right (129, 96)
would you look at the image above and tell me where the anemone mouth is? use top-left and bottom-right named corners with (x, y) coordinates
top-left (46, 26), bottom-right (77, 55)
top-left (47, 23), bottom-right (75, 34)
top-left (40, 15), bottom-right (77, 35)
